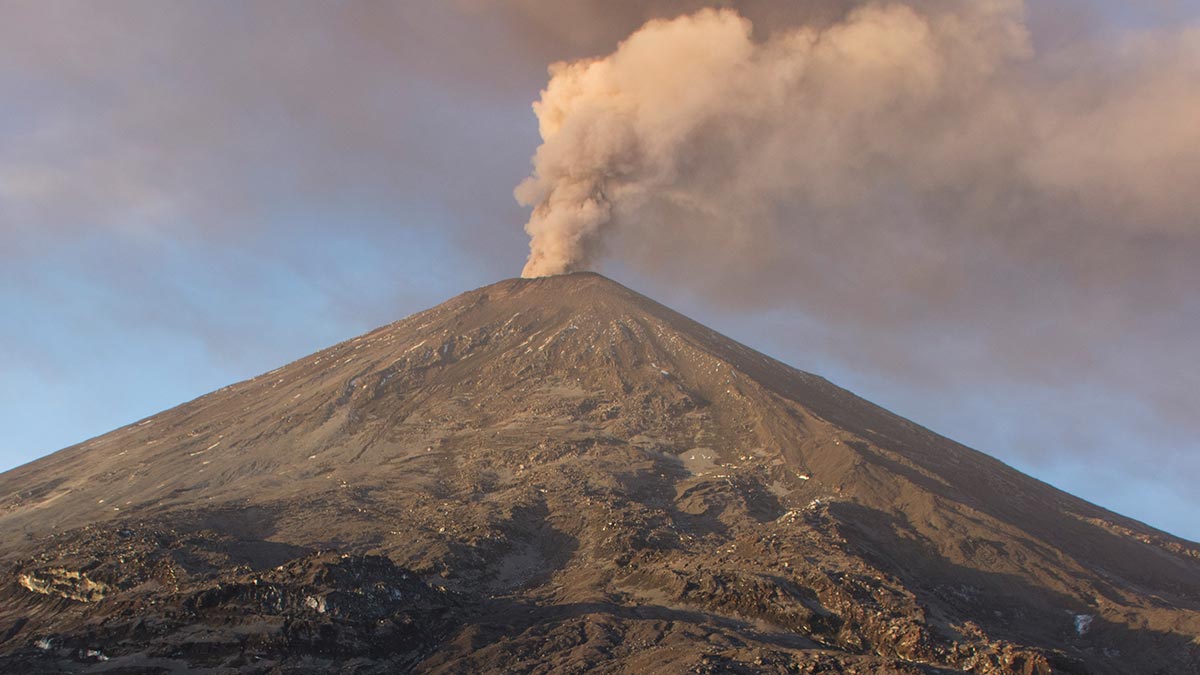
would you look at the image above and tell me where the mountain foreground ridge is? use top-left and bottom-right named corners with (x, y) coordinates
top-left (1, 272), bottom-right (1198, 674)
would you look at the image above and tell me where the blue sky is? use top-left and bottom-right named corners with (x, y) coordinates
top-left (1, 1), bottom-right (1197, 541)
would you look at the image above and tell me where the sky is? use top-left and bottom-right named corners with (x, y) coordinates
top-left (1, 1), bottom-right (1198, 541)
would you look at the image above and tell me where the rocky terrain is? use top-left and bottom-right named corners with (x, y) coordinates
top-left (1, 272), bottom-right (1198, 673)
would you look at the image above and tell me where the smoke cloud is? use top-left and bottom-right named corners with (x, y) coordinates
top-left (517, 2), bottom-right (1199, 279)
top-left (512, 2), bottom-right (1200, 515)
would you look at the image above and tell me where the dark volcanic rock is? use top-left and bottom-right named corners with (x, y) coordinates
top-left (1, 273), bottom-right (1198, 673)
top-left (2, 526), bottom-right (460, 673)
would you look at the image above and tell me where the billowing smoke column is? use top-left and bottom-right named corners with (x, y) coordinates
top-left (515, 8), bottom-right (769, 277)
top-left (515, 2), bottom-right (1200, 279)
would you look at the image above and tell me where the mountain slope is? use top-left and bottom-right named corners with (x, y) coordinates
top-left (1, 272), bottom-right (1197, 673)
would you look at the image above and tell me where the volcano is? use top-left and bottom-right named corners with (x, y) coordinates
top-left (1, 273), bottom-right (1197, 674)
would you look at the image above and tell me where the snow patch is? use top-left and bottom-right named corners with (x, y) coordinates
top-left (1074, 614), bottom-right (1093, 636)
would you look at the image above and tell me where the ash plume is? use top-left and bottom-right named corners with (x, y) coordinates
top-left (516, 2), bottom-right (1200, 280)
top-left (512, 1), bottom-right (1200, 504)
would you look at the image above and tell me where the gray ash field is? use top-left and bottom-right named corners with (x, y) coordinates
top-left (1, 273), bottom-right (1198, 673)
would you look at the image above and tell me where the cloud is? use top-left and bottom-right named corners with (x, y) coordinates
top-left (0, 1), bottom-right (546, 267)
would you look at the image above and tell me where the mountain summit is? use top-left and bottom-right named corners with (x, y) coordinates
top-left (2, 273), bottom-right (1198, 673)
